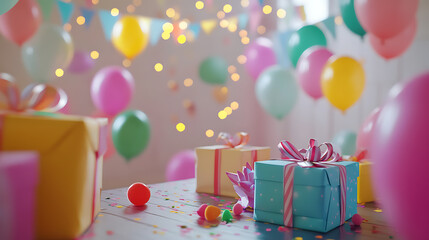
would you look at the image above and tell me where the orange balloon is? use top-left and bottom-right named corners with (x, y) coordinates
top-left (204, 205), bottom-right (221, 221)
top-left (0, 0), bottom-right (41, 45)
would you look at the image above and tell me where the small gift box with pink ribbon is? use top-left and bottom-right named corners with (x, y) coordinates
top-left (195, 132), bottom-right (270, 197)
top-left (253, 139), bottom-right (359, 233)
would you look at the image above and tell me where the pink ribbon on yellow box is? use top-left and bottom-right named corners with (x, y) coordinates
top-left (212, 132), bottom-right (257, 196)
top-left (278, 139), bottom-right (347, 227)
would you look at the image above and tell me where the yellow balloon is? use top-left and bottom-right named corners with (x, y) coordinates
top-left (321, 56), bottom-right (365, 112)
top-left (112, 16), bottom-right (149, 59)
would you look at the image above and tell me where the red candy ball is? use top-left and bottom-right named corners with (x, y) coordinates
top-left (127, 182), bottom-right (151, 206)
top-left (352, 214), bottom-right (363, 226)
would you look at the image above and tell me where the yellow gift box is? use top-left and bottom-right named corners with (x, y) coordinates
top-left (0, 113), bottom-right (107, 239)
top-left (195, 146), bottom-right (270, 197)
top-left (357, 160), bottom-right (375, 203)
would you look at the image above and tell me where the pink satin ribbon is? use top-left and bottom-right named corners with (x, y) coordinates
top-left (278, 139), bottom-right (346, 228)
top-left (0, 78), bottom-right (67, 113)
top-left (213, 132), bottom-right (254, 196)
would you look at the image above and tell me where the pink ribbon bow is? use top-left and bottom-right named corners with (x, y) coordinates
top-left (217, 132), bottom-right (249, 148)
top-left (0, 77), bottom-right (67, 113)
top-left (278, 139), bottom-right (347, 228)
top-left (226, 162), bottom-right (255, 209)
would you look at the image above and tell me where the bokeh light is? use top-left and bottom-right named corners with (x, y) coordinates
top-left (220, 19), bottom-right (229, 28)
top-left (63, 23), bottom-right (72, 32)
top-left (231, 73), bottom-right (240, 81)
top-left (217, 11), bottom-right (225, 19)
top-left (90, 51), bottom-right (99, 59)
top-left (177, 34), bottom-right (186, 44)
top-left (195, 1), bottom-right (204, 10)
top-left (241, 36), bottom-right (250, 44)
top-left (92, 0), bottom-right (99, 5)
top-left (218, 110), bottom-right (227, 119)
top-left (122, 59), bottom-right (131, 67)
top-left (237, 55), bottom-right (247, 64)
top-left (76, 16), bottom-right (85, 25)
top-left (223, 4), bottom-right (232, 13)
top-left (230, 101), bottom-right (239, 110)
top-left (221, 86), bottom-right (228, 94)
top-left (127, 5), bottom-right (135, 13)
top-left (239, 30), bottom-right (247, 37)
top-left (166, 8), bottom-right (176, 18)
top-left (228, 65), bottom-right (236, 73)
top-left (163, 22), bottom-right (174, 32)
top-left (162, 32), bottom-right (170, 40)
top-left (55, 68), bottom-right (64, 77)
top-left (206, 129), bottom-right (214, 137)
top-left (228, 23), bottom-right (237, 32)
top-left (277, 9), bottom-right (287, 18)
top-left (179, 20), bottom-right (188, 30)
top-left (176, 123), bottom-right (186, 132)
top-left (257, 25), bottom-right (266, 34)
top-left (241, 0), bottom-right (249, 7)
top-left (224, 107), bottom-right (232, 115)
top-left (335, 16), bottom-right (343, 25)
top-left (262, 5), bottom-right (272, 14)
top-left (154, 63), bottom-right (163, 72)
top-left (111, 8), bottom-right (119, 16)
top-left (184, 78), bottom-right (193, 87)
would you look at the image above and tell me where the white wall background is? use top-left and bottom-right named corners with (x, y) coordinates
top-left (1, 0), bottom-right (428, 189)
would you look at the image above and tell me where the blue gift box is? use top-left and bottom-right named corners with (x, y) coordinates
top-left (254, 160), bottom-right (359, 233)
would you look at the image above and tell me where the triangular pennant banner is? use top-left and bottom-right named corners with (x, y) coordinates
top-left (321, 16), bottom-right (336, 38)
top-left (80, 7), bottom-right (95, 28)
top-left (56, 0), bottom-right (74, 25)
top-left (200, 19), bottom-right (217, 35)
top-left (38, 0), bottom-right (55, 21)
top-left (188, 23), bottom-right (201, 39)
top-left (273, 30), bottom-right (294, 68)
top-left (249, 10), bottom-right (261, 34)
top-left (150, 18), bottom-right (167, 45)
top-left (258, 0), bottom-right (264, 6)
top-left (238, 13), bottom-right (249, 29)
top-left (295, 5), bottom-right (306, 22)
top-left (98, 10), bottom-right (119, 40)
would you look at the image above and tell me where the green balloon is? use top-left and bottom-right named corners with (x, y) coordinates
top-left (0, 0), bottom-right (18, 15)
top-left (21, 23), bottom-right (74, 83)
top-left (112, 110), bottom-right (151, 161)
top-left (255, 65), bottom-right (298, 120)
top-left (288, 25), bottom-right (327, 67)
top-left (340, 0), bottom-right (366, 37)
top-left (332, 130), bottom-right (357, 156)
top-left (199, 56), bottom-right (228, 85)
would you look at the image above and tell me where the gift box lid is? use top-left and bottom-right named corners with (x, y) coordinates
top-left (1, 113), bottom-right (108, 156)
top-left (254, 160), bottom-right (359, 187)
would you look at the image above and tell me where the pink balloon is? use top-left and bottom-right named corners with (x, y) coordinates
top-left (296, 46), bottom-right (333, 100)
top-left (371, 72), bottom-right (429, 240)
top-left (244, 38), bottom-right (277, 81)
top-left (356, 107), bottom-right (380, 155)
top-left (68, 50), bottom-right (95, 73)
top-left (91, 66), bottom-right (134, 116)
top-left (369, 19), bottom-right (417, 60)
top-left (166, 150), bottom-right (195, 181)
top-left (355, 0), bottom-right (418, 39)
top-left (0, 0), bottom-right (41, 45)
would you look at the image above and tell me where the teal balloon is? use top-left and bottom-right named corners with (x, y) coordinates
top-left (332, 130), bottom-right (357, 156)
top-left (0, 0), bottom-right (18, 15)
top-left (288, 25), bottom-right (327, 67)
top-left (340, 0), bottom-right (366, 37)
top-left (199, 56), bottom-right (228, 85)
top-left (112, 110), bottom-right (151, 161)
top-left (21, 23), bottom-right (73, 83)
top-left (255, 65), bottom-right (298, 120)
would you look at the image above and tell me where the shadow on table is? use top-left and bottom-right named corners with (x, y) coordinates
top-left (255, 222), bottom-right (361, 240)
top-left (123, 205), bottom-right (148, 215)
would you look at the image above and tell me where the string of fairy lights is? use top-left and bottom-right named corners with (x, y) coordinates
top-left (54, 0), bottom-right (308, 138)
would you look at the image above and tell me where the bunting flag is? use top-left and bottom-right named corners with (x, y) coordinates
top-left (80, 7), bottom-right (95, 28)
top-left (150, 18), bottom-right (167, 45)
top-left (38, 0), bottom-right (55, 21)
top-left (273, 30), bottom-right (294, 68)
top-left (98, 10), bottom-right (118, 40)
top-left (238, 13), bottom-right (249, 30)
top-left (56, 0), bottom-right (74, 25)
top-left (201, 19), bottom-right (217, 35)
top-left (295, 5), bottom-right (306, 22)
top-left (321, 16), bottom-right (336, 38)
top-left (258, 0), bottom-right (264, 6)
top-left (249, 10), bottom-right (262, 34)
top-left (188, 23), bottom-right (201, 39)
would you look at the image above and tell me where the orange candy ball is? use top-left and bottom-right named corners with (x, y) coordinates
top-left (127, 182), bottom-right (151, 206)
top-left (204, 205), bottom-right (221, 221)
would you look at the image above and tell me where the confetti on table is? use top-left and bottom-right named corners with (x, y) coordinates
top-left (266, 228), bottom-right (272, 232)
